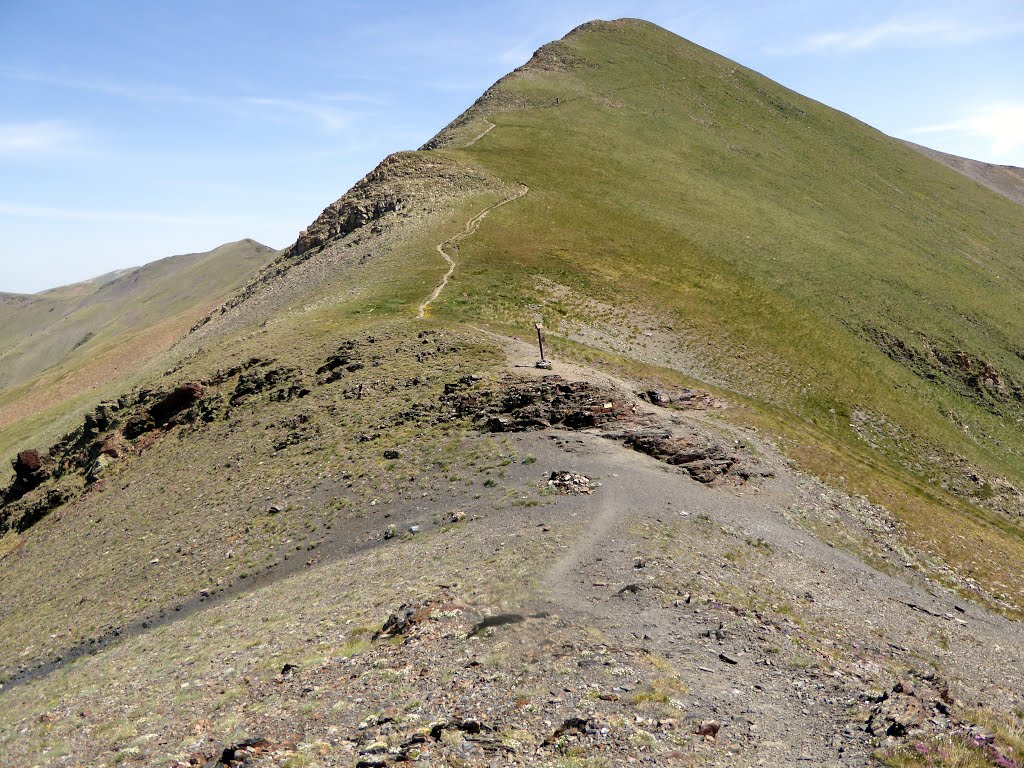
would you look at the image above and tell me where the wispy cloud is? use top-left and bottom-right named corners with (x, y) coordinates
top-left (241, 97), bottom-right (353, 131)
top-left (0, 202), bottom-right (235, 225)
top-left (908, 103), bottom-right (1024, 160)
top-left (319, 91), bottom-right (389, 106)
top-left (2, 67), bottom-right (374, 132)
top-left (769, 13), bottom-right (1022, 54)
top-left (0, 66), bottom-right (206, 104)
top-left (0, 120), bottom-right (79, 156)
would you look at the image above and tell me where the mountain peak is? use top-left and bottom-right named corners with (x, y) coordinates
top-left (5, 18), bottom-right (1024, 767)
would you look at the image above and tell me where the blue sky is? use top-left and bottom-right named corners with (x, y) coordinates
top-left (1, 0), bottom-right (1022, 293)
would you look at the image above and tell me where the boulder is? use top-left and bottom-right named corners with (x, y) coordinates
top-left (14, 449), bottom-right (43, 477)
top-left (87, 453), bottom-right (114, 484)
top-left (10, 449), bottom-right (49, 494)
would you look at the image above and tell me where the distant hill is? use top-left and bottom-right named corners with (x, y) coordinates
top-left (903, 139), bottom-right (1024, 206)
top-left (0, 239), bottom-right (274, 390)
top-left (0, 239), bottom-right (276, 460)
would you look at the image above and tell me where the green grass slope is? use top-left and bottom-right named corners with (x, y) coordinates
top-left (414, 18), bottom-right (1024, 602)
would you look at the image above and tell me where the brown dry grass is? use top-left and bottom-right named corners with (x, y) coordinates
top-left (0, 309), bottom-right (198, 431)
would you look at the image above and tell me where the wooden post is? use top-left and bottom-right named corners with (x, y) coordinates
top-left (535, 322), bottom-right (552, 369)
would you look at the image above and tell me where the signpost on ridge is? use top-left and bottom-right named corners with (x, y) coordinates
top-left (535, 322), bottom-right (552, 369)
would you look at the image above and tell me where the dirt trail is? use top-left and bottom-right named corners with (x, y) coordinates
top-left (417, 184), bottom-right (528, 318)
top-left (524, 435), bottom-right (871, 764)
top-left (472, 326), bottom-right (1024, 764)
top-left (543, 468), bottom-right (622, 591)
top-left (530, 432), bottom-right (1021, 762)
top-left (418, 118), bottom-right (526, 319)
top-left (465, 119), bottom-right (496, 147)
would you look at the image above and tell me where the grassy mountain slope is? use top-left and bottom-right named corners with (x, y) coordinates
top-left (4, 18), bottom-right (1024, 768)
top-left (418, 18), bottom-right (1024, 599)
top-left (0, 239), bottom-right (276, 470)
top-left (435, 19), bottom-right (1024, 471)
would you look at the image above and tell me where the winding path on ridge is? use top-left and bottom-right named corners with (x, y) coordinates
top-left (417, 182), bottom-right (529, 319)
top-left (465, 119), bottom-right (497, 147)
top-left (418, 118), bottom-right (527, 319)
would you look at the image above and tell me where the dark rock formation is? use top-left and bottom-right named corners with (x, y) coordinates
top-left (149, 383), bottom-right (204, 426)
top-left (442, 375), bottom-right (629, 432)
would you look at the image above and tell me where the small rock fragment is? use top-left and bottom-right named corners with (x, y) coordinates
top-left (697, 720), bottom-right (721, 739)
top-left (548, 471), bottom-right (594, 494)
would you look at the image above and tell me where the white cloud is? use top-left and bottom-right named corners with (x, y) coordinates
top-left (0, 121), bottom-right (78, 156)
top-left (242, 97), bottom-right (352, 131)
top-left (908, 104), bottom-right (1024, 161)
top-left (0, 67), bottom-right (207, 105)
top-left (770, 13), bottom-right (1022, 54)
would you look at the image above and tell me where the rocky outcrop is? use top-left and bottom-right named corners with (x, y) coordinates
top-left (316, 339), bottom-right (364, 384)
top-left (639, 387), bottom-right (725, 410)
top-left (11, 450), bottom-right (48, 493)
top-left (1, 383), bottom-right (210, 534)
top-left (866, 327), bottom-right (1023, 411)
top-left (190, 153), bottom-right (496, 333)
top-left (0, 329), bottom-right (373, 535)
top-left (442, 374), bottom-right (631, 432)
top-left (230, 367), bottom-right (303, 406)
top-left (291, 152), bottom-right (492, 258)
top-left (1, 450), bottom-right (55, 527)
top-left (291, 187), bottom-right (400, 260)
top-left (442, 373), bottom-right (768, 484)
top-left (124, 383), bottom-right (205, 438)
top-left (622, 432), bottom-right (761, 484)
top-left (0, 360), bottom-right (306, 534)
top-left (149, 383), bottom-right (205, 426)
top-left (865, 675), bottom-right (957, 740)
